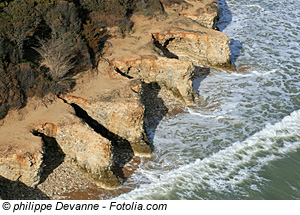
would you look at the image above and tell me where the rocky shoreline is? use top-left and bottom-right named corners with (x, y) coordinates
top-left (0, 0), bottom-right (234, 200)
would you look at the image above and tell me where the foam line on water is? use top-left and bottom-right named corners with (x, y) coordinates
top-left (187, 108), bottom-right (227, 119)
top-left (246, 4), bottom-right (266, 11)
top-left (251, 69), bottom-right (277, 76)
top-left (116, 110), bottom-right (300, 199)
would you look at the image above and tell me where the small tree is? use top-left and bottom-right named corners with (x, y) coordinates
top-left (4, 0), bottom-right (40, 63)
top-left (35, 0), bottom-right (82, 81)
top-left (44, 0), bottom-right (81, 38)
top-left (34, 34), bottom-right (76, 81)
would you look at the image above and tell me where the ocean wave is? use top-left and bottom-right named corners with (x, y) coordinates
top-left (115, 110), bottom-right (300, 199)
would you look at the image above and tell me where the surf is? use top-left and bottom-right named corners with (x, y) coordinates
top-left (116, 110), bottom-right (300, 199)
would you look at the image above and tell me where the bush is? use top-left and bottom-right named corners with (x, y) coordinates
top-left (34, 1), bottom-right (83, 80)
top-left (3, 0), bottom-right (41, 63)
top-left (0, 0), bottom-right (176, 120)
top-left (0, 37), bottom-right (7, 68)
top-left (44, 0), bottom-right (81, 37)
top-left (0, 66), bottom-right (25, 119)
top-left (82, 20), bottom-right (103, 54)
top-left (13, 63), bottom-right (43, 97)
top-left (133, 0), bottom-right (164, 16)
top-left (34, 35), bottom-right (77, 81)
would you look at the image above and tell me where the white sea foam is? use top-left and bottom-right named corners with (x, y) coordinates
top-left (109, 0), bottom-right (300, 200)
top-left (246, 4), bottom-right (266, 12)
top-left (116, 110), bottom-right (300, 199)
top-left (187, 108), bottom-right (227, 119)
top-left (251, 69), bottom-right (277, 76)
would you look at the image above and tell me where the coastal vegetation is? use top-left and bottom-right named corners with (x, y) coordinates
top-left (0, 0), bottom-right (180, 119)
top-left (0, 0), bottom-right (237, 198)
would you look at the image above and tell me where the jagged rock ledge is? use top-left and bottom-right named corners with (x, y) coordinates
top-left (0, 0), bottom-right (234, 198)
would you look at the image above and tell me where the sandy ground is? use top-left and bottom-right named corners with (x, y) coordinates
top-left (0, 70), bottom-right (133, 200)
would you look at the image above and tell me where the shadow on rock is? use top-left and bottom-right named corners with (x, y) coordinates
top-left (70, 103), bottom-right (134, 183)
top-left (31, 132), bottom-right (65, 184)
top-left (152, 35), bottom-right (179, 59)
top-left (141, 82), bottom-right (168, 147)
top-left (0, 176), bottom-right (50, 200)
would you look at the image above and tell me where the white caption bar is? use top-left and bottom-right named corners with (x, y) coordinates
top-left (0, 200), bottom-right (296, 215)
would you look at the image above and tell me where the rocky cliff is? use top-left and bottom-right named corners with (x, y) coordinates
top-left (0, 140), bottom-right (43, 187)
top-left (0, 0), bottom-right (234, 197)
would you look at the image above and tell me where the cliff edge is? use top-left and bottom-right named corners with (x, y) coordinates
top-left (0, 0), bottom-right (234, 198)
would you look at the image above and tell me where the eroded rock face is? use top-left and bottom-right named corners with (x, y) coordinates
top-left (111, 57), bottom-right (197, 106)
top-left (34, 118), bottom-right (123, 189)
top-left (58, 79), bottom-right (151, 157)
top-left (0, 0), bottom-right (234, 193)
top-left (178, 0), bottom-right (219, 29)
top-left (152, 30), bottom-right (234, 70)
top-left (28, 76), bottom-right (152, 190)
top-left (55, 123), bottom-right (122, 189)
top-left (0, 142), bottom-right (43, 187)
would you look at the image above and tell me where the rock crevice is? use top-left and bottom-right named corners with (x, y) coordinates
top-left (0, 0), bottom-right (235, 195)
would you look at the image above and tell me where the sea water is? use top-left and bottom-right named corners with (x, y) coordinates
top-left (112, 0), bottom-right (300, 200)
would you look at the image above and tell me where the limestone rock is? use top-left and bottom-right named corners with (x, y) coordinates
top-left (0, 0), bottom-right (235, 193)
top-left (34, 117), bottom-right (122, 189)
top-left (152, 30), bottom-right (234, 70)
top-left (55, 122), bottom-right (122, 189)
top-left (111, 57), bottom-right (197, 106)
top-left (59, 79), bottom-right (151, 157)
top-left (0, 140), bottom-right (43, 187)
top-left (178, 0), bottom-right (219, 29)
